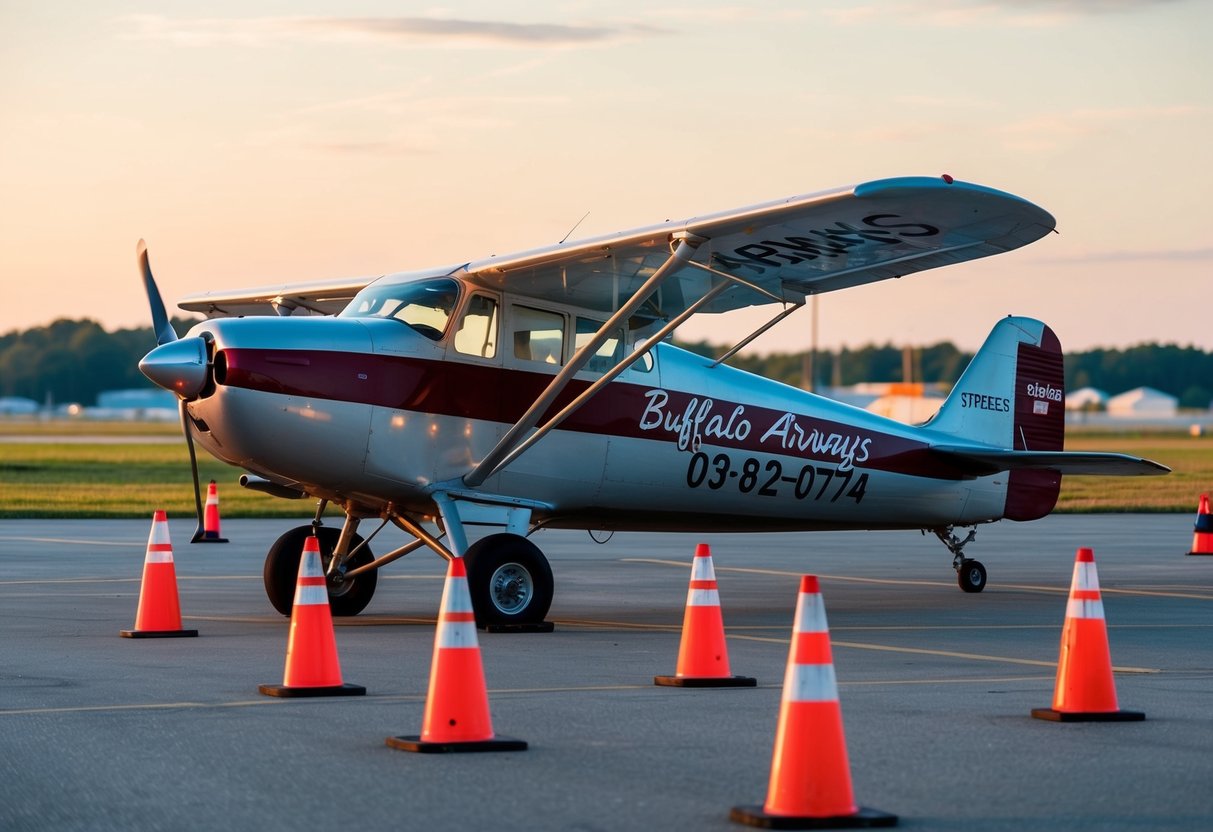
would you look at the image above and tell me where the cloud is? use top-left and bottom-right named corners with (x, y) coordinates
top-left (822, 0), bottom-right (1188, 29)
top-left (123, 14), bottom-right (665, 49)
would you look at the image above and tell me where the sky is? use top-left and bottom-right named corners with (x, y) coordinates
top-left (1, 0), bottom-right (1210, 354)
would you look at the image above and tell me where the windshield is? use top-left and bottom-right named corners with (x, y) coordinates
top-left (339, 278), bottom-right (460, 340)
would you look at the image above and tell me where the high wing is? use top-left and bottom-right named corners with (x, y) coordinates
top-left (930, 445), bottom-right (1170, 477)
top-left (458, 175), bottom-right (1056, 317)
top-left (175, 176), bottom-right (1054, 320)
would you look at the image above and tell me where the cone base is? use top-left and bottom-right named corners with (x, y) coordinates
top-left (483, 621), bottom-right (554, 633)
top-left (193, 537), bottom-right (229, 544)
top-left (730, 804), bottom-right (898, 829)
top-left (120, 629), bottom-right (198, 639)
top-left (385, 734), bottom-right (527, 753)
top-left (1185, 551), bottom-right (1213, 556)
top-left (258, 682), bottom-right (366, 698)
top-left (654, 674), bottom-right (757, 688)
top-left (1031, 707), bottom-right (1144, 722)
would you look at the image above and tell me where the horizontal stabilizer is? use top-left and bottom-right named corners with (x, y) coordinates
top-left (930, 445), bottom-right (1170, 477)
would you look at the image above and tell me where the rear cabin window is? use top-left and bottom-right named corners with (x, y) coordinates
top-left (512, 306), bottom-right (565, 365)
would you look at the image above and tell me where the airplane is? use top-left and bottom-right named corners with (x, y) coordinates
top-left (136, 174), bottom-right (1168, 629)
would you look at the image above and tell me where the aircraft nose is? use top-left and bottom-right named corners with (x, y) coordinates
top-left (139, 336), bottom-right (209, 399)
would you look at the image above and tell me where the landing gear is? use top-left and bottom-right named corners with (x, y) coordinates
top-left (930, 525), bottom-right (987, 594)
top-left (263, 524), bottom-right (378, 617)
top-left (956, 558), bottom-right (987, 593)
top-left (463, 533), bottom-right (553, 629)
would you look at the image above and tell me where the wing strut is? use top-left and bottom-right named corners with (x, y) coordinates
top-left (462, 233), bottom-right (704, 489)
top-left (709, 298), bottom-right (806, 368)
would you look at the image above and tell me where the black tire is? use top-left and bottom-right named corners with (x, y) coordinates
top-left (957, 558), bottom-right (987, 593)
top-left (263, 525), bottom-right (378, 617)
top-left (462, 533), bottom-right (553, 628)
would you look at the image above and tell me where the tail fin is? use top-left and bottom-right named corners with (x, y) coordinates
top-left (927, 316), bottom-right (1065, 521)
top-left (927, 316), bottom-right (1065, 452)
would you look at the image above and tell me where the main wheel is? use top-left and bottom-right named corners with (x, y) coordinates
top-left (263, 525), bottom-right (378, 617)
top-left (462, 533), bottom-right (553, 628)
top-left (957, 558), bottom-right (987, 593)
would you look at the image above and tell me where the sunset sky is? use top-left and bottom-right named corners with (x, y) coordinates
top-left (2, 1), bottom-right (1209, 353)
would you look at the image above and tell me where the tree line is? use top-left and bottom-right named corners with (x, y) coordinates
top-left (1, 318), bottom-right (1211, 409)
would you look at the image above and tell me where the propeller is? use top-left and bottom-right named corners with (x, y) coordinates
top-left (136, 240), bottom-right (208, 543)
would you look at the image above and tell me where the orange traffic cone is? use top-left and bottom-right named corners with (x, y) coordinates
top-left (1187, 494), bottom-right (1213, 556)
top-left (731, 576), bottom-right (896, 829)
top-left (258, 536), bottom-right (364, 697)
top-left (386, 557), bottom-right (526, 753)
top-left (1032, 547), bottom-right (1143, 722)
top-left (656, 543), bottom-right (755, 687)
top-left (121, 511), bottom-right (198, 639)
top-left (195, 480), bottom-right (228, 543)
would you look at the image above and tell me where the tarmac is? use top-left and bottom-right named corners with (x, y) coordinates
top-left (1, 514), bottom-right (1211, 831)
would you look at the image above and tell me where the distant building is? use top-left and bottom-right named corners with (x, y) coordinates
top-left (1066, 387), bottom-right (1108, 411)
top-left (0, 396), bottom-right (39, 416)
top-left (1107, 387), bottom-right (1178, 418)
top-left (91, 389), bottom-right (178, 421)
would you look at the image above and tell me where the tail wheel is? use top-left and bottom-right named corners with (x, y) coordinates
top-left (263, 525), bottom-right (378, 617)
top-left (957, 558), bottom-right (987, 593)
top-left (462, 533), bottom-right (553, 628)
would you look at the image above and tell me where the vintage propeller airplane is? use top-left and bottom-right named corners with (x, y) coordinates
top-left (137, 175), bottom-right (1167, 628)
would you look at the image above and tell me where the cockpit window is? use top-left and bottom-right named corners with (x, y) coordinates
top-left (339, 278), bottom-right (459, 341)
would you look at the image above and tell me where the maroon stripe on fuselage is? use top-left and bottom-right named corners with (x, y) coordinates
top-left (219, 348), bottom-right (970, 480)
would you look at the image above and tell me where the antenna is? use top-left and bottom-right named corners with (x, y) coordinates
top-left (559, 211), bottom-right (590, 245)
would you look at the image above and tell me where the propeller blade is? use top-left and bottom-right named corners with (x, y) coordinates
top-left (138, 239), bottom-right (178, 346)
top-left (180, 400), bottom-right (207, 543)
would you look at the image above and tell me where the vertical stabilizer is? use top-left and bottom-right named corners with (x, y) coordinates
top-left (927, 316), bottom-right (1065, 520)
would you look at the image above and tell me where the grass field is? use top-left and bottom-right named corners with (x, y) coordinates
top-left (0, 422), bottom-right (1209, 518)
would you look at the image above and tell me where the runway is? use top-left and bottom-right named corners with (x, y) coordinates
top-left (1, 515), bottom-right (1211, 831)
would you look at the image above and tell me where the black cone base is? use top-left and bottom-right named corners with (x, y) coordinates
top-left (483, 621), bottom-right (554, 633)
top-left (730, 804), bottom-right (898, 829)
top-left (1186, 551), bottom-right (1213, 556)
top-left (655, 674), bottom-right (757, 688)
top-left (258, 682), bottom-right (366, 698)
top-left (193, 537), bottom-right (229, 544)
top-left (385, 734), bottom-right (527, 753)
top-left (1031, 707), bottom-right (1145, 722)
top-left (120, 629), bottom-right (198, 638)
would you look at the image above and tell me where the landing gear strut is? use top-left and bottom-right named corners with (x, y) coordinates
top-left (931, 526), bottom-right (986, 593)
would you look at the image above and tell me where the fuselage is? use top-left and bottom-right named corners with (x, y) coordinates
top-left (183, 289), bottom-right (1011, 533)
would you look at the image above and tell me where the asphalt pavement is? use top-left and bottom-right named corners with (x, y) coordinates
top-left (1, 514), bottom-right (1211, 831)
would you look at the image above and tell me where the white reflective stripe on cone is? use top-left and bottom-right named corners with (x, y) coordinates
top-left (1072, 562), bottom-right (1101, 592)
top-left (792, 594), bottom-right (829, 634)
top-left (299, 552), bottom-right (324, 579)
top-left (691, 556), bottom-right (717, 581)
top-left (1066, 598), bottom-right (1106, 620)
top-left (440, 578), bottom-right (475, 615)
top-left (782, 662), bottom-right (839, 703)
top-left (437, 620), bottom-right (479, 648)
top-left (686, 588), bottom-right (721, 607)
top-left (145, 548), bottom-right (174, 564)
top-left (293, 585), bottom-right (329, 607)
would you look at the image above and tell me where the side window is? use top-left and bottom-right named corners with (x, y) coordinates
top-left (575, 317), bottom-right (624, 374)
top-left (630, 347), bottom-right (654, 373)
top-left (512, 306), bottom-right (565, 365)
top-left (454, 295), bottom-right (499, 358)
